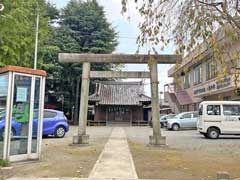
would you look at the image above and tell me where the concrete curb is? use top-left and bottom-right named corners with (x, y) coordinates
top-left (0, 166), bottom-right (13, 180)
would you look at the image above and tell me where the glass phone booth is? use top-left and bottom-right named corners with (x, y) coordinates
top-left (0, 66), bottom-right (46, 162)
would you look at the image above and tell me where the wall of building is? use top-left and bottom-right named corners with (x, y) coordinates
top-left (94, 106), bottom-right (106, 121)
top-left (131, 106), bottom-right (144, 122)
top-left (168, 29), bottom-right (240, 112)
top-left (93, 105), bottom-right (145, 123)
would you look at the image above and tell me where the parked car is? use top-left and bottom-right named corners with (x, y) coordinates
top-left (198, 101), bottom-right (240, 139)
top-left (167, 111), bottom-right (199, 131)
top-left (0, 109), bottom-right (69, 139)
top-left (160, 114), bottom-right (176, 127)
top-left (148, 114), bottom-right (175, 127)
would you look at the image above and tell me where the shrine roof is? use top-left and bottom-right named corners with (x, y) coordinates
top-left (89, 81), bottom-right (151, 105)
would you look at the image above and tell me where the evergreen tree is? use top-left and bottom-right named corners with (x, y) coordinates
top-left (62, 0), bottom-right (117, 53)
top-left (42, 0), bottom-right (118, 123)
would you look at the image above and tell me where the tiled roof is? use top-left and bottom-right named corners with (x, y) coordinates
top-left (89, 81), bottom-right (151, 105)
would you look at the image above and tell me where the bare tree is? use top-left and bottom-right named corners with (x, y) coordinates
top-left (122, 0), bottom-right (240, 54)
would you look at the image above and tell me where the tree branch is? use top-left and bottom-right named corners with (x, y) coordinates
top-left (236, 0), bottom-right (240, 14)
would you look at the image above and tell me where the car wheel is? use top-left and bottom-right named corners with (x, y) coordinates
top-left (42, 135), bottom-right (48, 138)
top-left (207, 128), bottom-right (219, 139)
top-left (172, 123), bottom-right (180, 131)
top-left (160, 123), bottom-right (164, 128)
top-left (203, 133), bottom-right (208, 138)
top-left (54, 126), bottom-right (66, 138)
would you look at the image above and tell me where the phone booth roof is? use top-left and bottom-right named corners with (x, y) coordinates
top-left (0, 66), bottom-right (47, 77)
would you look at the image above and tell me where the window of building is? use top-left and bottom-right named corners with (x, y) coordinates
top-left (206, 60), bottom-right (217, 80)
top-left (184, 73), bottom-right (190, 89)
top-left (207, 105), bottom-right (221, 115)
top-left (194, 64), bottom-right (202, 84)
top-left (223, 105), bottom-right (240, 116)
top-left (223, 96), bottom-right (231, 101)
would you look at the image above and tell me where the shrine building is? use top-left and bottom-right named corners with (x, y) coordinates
top-left (88, 81), bottom-right (151, 126)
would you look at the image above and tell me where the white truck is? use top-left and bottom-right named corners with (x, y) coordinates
top-left (198, 101), bottom-right (240, 139)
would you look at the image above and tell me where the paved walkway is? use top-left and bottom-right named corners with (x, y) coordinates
top-left (89, 127), bottom-right (138, 179)
top-left (8, 127), bottom-right (139, 180)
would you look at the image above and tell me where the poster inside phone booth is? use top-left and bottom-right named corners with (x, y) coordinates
top-left (0, 66), bottom-right (46, 162)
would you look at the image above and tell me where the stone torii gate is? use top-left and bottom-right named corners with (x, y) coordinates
top-left (59, 53), bottom-right (181, 145)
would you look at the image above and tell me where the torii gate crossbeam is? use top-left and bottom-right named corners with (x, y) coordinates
top-left (59, 53), bottom-right (181, 146)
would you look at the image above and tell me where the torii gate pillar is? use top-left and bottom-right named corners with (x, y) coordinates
top-left (73, 62), bottom-right (90, 144)
top-left (149, 60), bottom-right (166, 145)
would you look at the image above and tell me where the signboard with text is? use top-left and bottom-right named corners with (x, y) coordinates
top-left (193, 77), bottom-right (232, 96)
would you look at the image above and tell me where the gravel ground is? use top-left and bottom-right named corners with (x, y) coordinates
top-left (125, 126), bottom-right (240, 155)
top-left (125, 126), bottom-right (240, 180)
top-left (11, 126), bottom-right (240, 179)
top-left (12, 126), bottom-right (113, 178)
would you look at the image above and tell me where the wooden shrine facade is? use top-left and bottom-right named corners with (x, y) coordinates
top-left (88, 81), bottom-right (151, 126)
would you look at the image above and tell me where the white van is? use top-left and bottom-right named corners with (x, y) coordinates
top-left (198, 101), bottom-right (240, 139)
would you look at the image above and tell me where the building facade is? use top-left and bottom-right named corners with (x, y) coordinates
top-left (88, 81), bottom-right (151, 125)
top-left (165, 27), bottom-right (240, 113)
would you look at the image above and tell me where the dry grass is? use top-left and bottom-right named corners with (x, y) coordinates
top-left (12, 138), bottom-right (108, 178)
top-left (129, 140), bottom-right (240, 180)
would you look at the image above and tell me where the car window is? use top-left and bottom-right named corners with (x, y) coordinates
top-left (193, 112), bottom-right (198, 118)
top-left (223, 105), bottom-right (240, 116)
top-left (182, 113), bottom-right (191, 119)
top-left (0, 111), bottom-right (5, 118)
top-left (43, 111), bottom-right (57, 118)
top-left (166, 115), bottom-right (175, 119)
top-left (199, 105), bottom-right (203, 115)
top-left (207, 105), bottom-right (221, 115)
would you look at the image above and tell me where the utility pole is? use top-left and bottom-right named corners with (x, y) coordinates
top-left (34, 3), bottom-right (39, 70)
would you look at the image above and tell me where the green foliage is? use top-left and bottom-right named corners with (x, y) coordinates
top-left (41, 0), bottom-right (118, 121)
top-left (0, 0), bottom-right (49, 68)
top-left (62, 0), bottom-right (118, 53)
top-left (0, 0), bottom-right (118, 121)
top-left (45, 2), bottom-right (59, 20)
top-left (0, 159), bottom-right (10, 167)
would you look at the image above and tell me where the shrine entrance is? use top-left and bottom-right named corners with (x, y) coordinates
top-left (59, 53), bottom-right (181, 145)
top-left (107, 106), bottom-right (131, 125)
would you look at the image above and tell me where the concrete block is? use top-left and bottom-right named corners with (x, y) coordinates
top-left (0, 166), bottom-right (13, 180)
top-left (217, 171), bottom-right (230, 180)
top-left (73, 134), bottom-right (89, 144)
top-left (149, 135), bottom-right (166, 146)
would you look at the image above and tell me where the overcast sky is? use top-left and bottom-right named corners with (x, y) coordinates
top-left (49, 0), bottom-right (175, 96)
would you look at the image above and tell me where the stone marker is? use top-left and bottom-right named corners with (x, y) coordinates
top-left (217, 171), bottom-right (230, 180)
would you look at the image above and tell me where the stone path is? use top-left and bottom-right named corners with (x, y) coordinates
top-left (89, 127), bottom-right (138, 179)
top-left (8, 127), bottom-right (140, 180)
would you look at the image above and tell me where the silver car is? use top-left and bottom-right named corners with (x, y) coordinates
top-left (167, 111), bottom-right (199, 131)
top-left (160, 114), bottom-right (176, 127)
